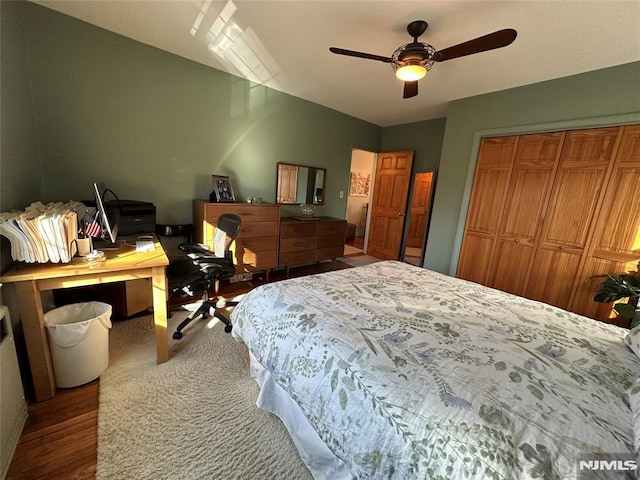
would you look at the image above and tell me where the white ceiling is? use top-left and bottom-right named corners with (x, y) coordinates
top-left (33, 0), bottom-right (640, 127)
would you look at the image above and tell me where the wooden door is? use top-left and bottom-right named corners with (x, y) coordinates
top-left (456, 136), bottom-right (517, 285)
top-left (487, 133), bottom-right (564, 296)
top-left (367, 151), bottom-right (414, 259)
top-left (406, 172), bottom-right (434, 248)
top-left (526, 127), bottom-right (621, 310)
top-left (571, 124), bottom-right (640, 324)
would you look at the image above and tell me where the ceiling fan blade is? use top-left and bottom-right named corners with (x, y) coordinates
top-left (329, 47), bottom-right (392, 63)
top-left (403, 81), bottom-right (418, 99)
top-left (433, 29), bottom-right (517, 62)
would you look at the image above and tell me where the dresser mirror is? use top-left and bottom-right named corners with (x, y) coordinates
top-left (403, 171), bottom-right (436, 267)
top-left (276, 162), bottom-right (325, 205)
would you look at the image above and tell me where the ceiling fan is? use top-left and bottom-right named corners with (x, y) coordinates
top-left (329, 20), bottom-right (517, 99)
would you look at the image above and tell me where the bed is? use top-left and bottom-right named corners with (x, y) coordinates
top-left (230, 261), bottom-right (640, 479)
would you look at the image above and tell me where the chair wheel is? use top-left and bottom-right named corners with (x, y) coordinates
top-left (224, 325), bottom-right (232, 333)
top-left (173, 331), bottom-right (183, 339)
top-left (202, 312), bottom-right (209, 319)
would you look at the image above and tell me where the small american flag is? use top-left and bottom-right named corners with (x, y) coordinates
top-left (83, 211), bottom-right (102, 238)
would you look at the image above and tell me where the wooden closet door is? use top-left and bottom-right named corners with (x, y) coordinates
top-left (488, 133), bottom-right (564, 296)
top-left (571, 124), bottom-right (640, 324)
top-left (526, 127), bottom-right (621, 310)
top-left (457, 137), bottom-right (517, 285)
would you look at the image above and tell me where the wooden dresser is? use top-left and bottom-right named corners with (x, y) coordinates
top-left (193, 201), bottom-right (280, 280)
top-left (279, 217), bottom-right (347, 273)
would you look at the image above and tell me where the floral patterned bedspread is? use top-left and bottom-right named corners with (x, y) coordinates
top-left (230, 261), bottom-right (639, 479)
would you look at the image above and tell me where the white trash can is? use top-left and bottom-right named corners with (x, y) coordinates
top-left (44, 302), bottom-right (113, 388)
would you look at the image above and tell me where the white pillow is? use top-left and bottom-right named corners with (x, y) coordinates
top-left (625, 326), bottom-right (640, 359)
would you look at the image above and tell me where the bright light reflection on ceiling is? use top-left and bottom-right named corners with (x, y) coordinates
top-left (190, 0), bottom-right (283, 88)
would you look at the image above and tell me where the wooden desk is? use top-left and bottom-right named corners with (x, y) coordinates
top-left (0, 239), bottom-right (169, 402)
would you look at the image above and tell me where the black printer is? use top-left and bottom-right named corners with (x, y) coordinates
top-left (106, 199), bottom-right (156, 236)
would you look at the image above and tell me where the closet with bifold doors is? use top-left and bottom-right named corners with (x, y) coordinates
top-left (457, 124), bottom-right (640, 325)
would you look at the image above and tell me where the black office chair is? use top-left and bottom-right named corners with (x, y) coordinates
top-left (166, 213), bottom-right (242, 339)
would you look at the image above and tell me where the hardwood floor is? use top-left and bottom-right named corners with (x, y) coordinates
top-left (346, 235), bottom-right (365, 250)
top-left (7, 381), bottom-right (98, 480)
top-left (6, 261), bottom-right (349, 479)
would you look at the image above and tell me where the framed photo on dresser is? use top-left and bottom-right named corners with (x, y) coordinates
top-left (211, 175), bottom-right (236, 203)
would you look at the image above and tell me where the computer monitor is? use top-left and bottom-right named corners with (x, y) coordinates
top-left (92, 182), bottom-right (119, 244)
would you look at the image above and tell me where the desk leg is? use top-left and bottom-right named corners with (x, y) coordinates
top-left (15, 281), bottom-right (56, 401)
top-left (152, 266), bottom-right (169, 363)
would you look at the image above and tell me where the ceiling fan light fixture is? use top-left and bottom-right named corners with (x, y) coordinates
top-left (391, 42), bottom-right (436, 82)
top-left (395, 64), bottom-right (427, 81)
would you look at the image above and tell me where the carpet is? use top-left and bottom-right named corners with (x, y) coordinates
top-left (337, 254), bottom-right (384, 268)
top-left (97, 310), bottom-right (312, 480)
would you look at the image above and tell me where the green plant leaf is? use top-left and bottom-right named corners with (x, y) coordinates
top-left (324, 356), bottom-right (334, 375)
top-left (339, 388), bottom-right (348, 410)
top-left (527, 385), bottom-right (544, 400)
top-left (341, 376), bottom-right (356, 390)
top-left (331, 369), bottom-right (339, 391)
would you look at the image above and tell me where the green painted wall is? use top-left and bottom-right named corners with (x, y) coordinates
top-left (0, 1), bottom-right (44, 271)
top-left (18, 2), bottom-right (381, 224)
top-left (425, 61), bottom-right (640, 274)
top-left (380, 117), bottom-right (447, 173)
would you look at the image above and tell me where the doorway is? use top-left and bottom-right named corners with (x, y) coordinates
top-left (345, 149), bottom-right (376, 256)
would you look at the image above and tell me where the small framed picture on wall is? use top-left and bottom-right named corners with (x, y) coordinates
top-left (349, 172), bottom-right (371, 197)
top-left (211, 175), bottom-right (236, 202)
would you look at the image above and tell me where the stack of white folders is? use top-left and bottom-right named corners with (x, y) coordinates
top-left (0, 201), bottom-right (84, 263)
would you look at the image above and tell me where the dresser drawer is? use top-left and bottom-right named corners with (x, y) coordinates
top-left (280, 222), bottom-right (317, 238)
top-left (233, 236), bottom-right (278, 253)
top-left (232, 238), bottom-right (277, 270)
top-left (280, 236), bottom-right (315, 253)
top-left (280, 250), bottom-right (316, 267)
top-left (317, 221), bottom-right (347, 236)
top-left (236, 221), bottom-right (278, 239)
top-left (236, 251), bottom-right (277, 271)
top-left (203, 204), bottom-right (278, 222)
top-left (225, 205), bottom-right (279, 222)
top-left (317, 234), bottom-right (344, 249)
